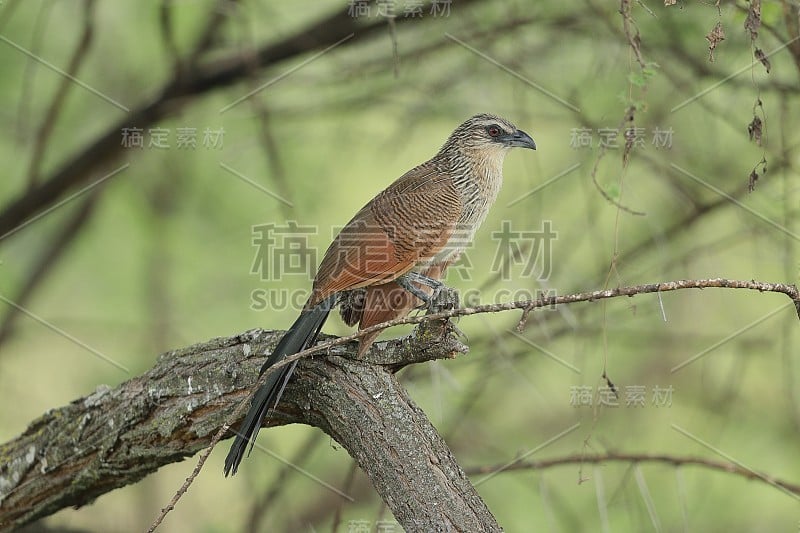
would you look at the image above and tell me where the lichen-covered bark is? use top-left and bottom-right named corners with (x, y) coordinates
top-left (0, 322), bottom-right (500, 532)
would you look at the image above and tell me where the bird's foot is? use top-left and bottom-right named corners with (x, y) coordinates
top-left (397, 272), bottom-right (459, 313)
top-left (427, 284), bottom-right (460, 313)
top-left (398, 272), bottom-right (466, 347)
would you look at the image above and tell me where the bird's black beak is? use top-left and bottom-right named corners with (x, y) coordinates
top-left (503, 129), bottom-right (536, 150)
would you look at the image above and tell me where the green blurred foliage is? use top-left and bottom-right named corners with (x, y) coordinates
top-left (0, 0), bottom-right (798, 531)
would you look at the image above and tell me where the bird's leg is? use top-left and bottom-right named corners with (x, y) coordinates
top-left (397, 272), bottom-right (465, 345)
top-left (396, 272), bottom-right (435, 302)
top-left (396, 271), bottom-right (460, 312)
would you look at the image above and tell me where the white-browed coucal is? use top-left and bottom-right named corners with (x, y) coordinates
top-left (225, 113), bottom-right (536, 475)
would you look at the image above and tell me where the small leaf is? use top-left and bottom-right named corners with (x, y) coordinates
top-left (642, 62), bottom-right (660, 79)
top-left (754, 48), bottom-right (771, 73)
top-left (605, 183), bottom-right (621, 201)
top-left (745, 0), bottom-right (761, 41)
top-left (747, 115), bottom-right (763, 146)
top-left (628, 71), bottom-right (647, 87)
top-left (706, 22), bottom-right (725, 62)
top-left (748, 170), bottom-right (759, 192)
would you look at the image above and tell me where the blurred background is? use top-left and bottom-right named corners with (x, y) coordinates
top-left (0, 0), bottom-right (798, 531)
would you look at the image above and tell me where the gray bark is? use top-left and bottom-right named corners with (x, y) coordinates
top-left (0, 320), bottom-right (501, 532)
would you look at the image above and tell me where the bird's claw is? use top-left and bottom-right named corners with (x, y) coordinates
top-left (427, 285), bottom-right (460, 313)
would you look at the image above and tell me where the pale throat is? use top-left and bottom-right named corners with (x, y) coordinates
top-left (467, 145), bottom-right (509, 197)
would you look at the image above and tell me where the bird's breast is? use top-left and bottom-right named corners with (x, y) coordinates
top-left (418, 167), bottom-right (503, 268)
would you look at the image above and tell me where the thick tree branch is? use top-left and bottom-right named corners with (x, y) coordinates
top-left (0, 324), bottom-right (479, 531)
top-left (0, 278), bottom-right (795, 530)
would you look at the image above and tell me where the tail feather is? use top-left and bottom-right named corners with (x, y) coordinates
top-left (224, 296), bottom-right (335, 476)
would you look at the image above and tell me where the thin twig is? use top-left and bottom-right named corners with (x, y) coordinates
top-left (589, 106), bottom-right (646, 216)
top-left (464, 451), bottom-right (800, 496)
top-left (159, 0), bottom-right (180, 68)
top-left (330, 461), bottom-right (359, 533)
top-left (187, 0), bottom-right (240, 66)
top-left (2, 0), bottom-right (486, 238)
top-left (619, 0), bottom-right (646, 69)
top-left (147, 421), bottom-right (235, 532)
top-left (267, 278), bottom-right (800, 376)
top-left (246, 432), bottom-right (325, 533)
top-left (25, 0), bottom-right (96, 187)
top-left (15, 0), bottom-right (52, 144)
top-left (0, 190), bottom-right (100, 351)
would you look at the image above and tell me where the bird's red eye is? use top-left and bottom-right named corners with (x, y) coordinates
top-left (487, 125), bottom-right (501, 137)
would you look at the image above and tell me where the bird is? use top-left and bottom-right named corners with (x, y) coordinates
top-left (224, 113), bottom-right (536, 476)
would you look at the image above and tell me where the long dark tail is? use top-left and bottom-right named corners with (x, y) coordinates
top-left (224, 295), bottom-right (335, 476)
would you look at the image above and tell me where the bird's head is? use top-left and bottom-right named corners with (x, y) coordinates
top-left (439, 113), bottom-right (536, 159)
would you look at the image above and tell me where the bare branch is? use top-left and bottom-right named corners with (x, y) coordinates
top-left (260, 278), bottom-right (800, 379)
top-left (0, 190), bottom-right (100, 353)
top-left (24, 0), bottom-right (96, 187)
top-left (245, 432), bottom-right (326, 532)
top-left (589, 106), bottom-right (647, 216)
top-left (0, 0), bottom-right (481, 241)
top-left (465, 451), bottom-right (800, 496)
